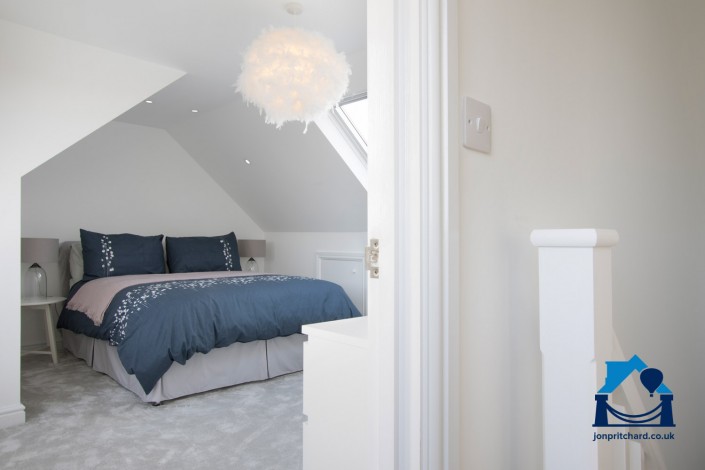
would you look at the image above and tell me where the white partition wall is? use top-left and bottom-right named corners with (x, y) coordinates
top-left (0, 20), bottom-right (183, 429)
top-left (531, 229), bottom-right (619, 470)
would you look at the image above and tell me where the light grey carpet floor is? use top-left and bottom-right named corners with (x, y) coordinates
top-left (0, 352), bottom-right (303, 470)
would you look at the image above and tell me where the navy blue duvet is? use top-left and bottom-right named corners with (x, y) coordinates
top-left (58, 274), bottom-right (361, 393)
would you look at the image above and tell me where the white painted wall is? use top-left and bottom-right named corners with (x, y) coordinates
top-left (0, 20), bottom-right (183, 177)
top-left (22, 121), bottom-right (263, 241)
top-left (694, 17), bottom-right (705, 465)
top-left (0, 20), bottom-right (182, 428)
top-left (265, 232), bottom-right (366, 278)
top-left (458, 1), bottom-right (704, 469)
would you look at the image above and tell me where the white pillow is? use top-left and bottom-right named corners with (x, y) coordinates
top-left (69, 242), bottom-right (84, 287)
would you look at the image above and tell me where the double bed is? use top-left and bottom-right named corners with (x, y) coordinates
top-left (56, 230), bottom-right (361, 404)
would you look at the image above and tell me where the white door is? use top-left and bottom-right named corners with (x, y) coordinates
top-left (365, 2), bottom-right (398, 468)
top-left (367, 1), bottom-right (459, 469)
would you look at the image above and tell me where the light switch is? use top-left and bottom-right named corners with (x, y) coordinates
top-left (463, 97), bottom-right (491, 153)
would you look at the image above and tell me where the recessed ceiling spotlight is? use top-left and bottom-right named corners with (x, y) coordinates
top-left (145, 100), bottom-right (153, 104)
top-left (191, 109), bottom-right (199, 113)
top-left (245, 159), bottom-right (252, 165)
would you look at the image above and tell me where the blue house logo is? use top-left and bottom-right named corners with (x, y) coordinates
top-left (594, 355), bottom-right (674, 428)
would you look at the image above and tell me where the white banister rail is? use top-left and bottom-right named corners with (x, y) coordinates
top-left (532, 229), bottom-right (669, 470)
top-left (611, 334), bottom-right (666, 470)
top-left (531, 229), bottom-right (619, 470)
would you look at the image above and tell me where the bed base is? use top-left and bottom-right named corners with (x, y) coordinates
top-left (62, 330), bottom-right (305, 404)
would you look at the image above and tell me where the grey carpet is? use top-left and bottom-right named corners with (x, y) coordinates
top-left (0, 353), bottom-right (303, 470)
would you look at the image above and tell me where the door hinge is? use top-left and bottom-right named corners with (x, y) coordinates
top-left (365, 238), bottom-right (380, 279)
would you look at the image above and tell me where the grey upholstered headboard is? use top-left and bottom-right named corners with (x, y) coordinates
top-left (58, 241), bottom-right (77, 297)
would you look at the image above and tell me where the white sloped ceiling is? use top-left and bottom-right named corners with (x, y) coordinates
top-left (162, 93), bottom-right (367, 232)
top-left (1, 0), bottom-right (368, 234)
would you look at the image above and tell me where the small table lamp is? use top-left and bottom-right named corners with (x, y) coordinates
top-left (238, 239), bottom-right (266, 272)
top-left (21, 238), bottom-right (59, 299)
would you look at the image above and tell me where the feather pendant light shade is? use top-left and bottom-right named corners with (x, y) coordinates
top-left (236, 27), bottom-right (351, 132)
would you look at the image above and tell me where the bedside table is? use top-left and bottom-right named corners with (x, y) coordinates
top-left (21, 296), bottom-right (66, 364)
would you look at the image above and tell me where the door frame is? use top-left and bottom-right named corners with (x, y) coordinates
top-left (368, 1), bottom-right (459, 468)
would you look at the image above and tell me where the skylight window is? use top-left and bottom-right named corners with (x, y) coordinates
top-left (314, 91), bottom-right (368, 188)
top-left (333, 93), bottom-right (368, 154)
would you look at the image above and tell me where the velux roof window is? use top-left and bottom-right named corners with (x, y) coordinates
top-left (332, 92), bottom-right (368, 156)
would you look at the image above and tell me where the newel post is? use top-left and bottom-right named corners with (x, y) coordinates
top-left (531, 229), bottom-right (619, 470)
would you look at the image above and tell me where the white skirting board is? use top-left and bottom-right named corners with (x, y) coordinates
top-left (62, 330), bottom-right (305, 403)
top-left (0, 403), bottom-right (26, 429)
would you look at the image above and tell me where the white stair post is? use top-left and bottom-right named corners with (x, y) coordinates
top-left (531, 229), bottom-right (619, 470)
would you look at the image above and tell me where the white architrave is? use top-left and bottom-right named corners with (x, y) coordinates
top-left (367, 1), bottom-right (458, 469)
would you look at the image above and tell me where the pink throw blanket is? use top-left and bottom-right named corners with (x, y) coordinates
top-left (68, 271), bottom-right (266, 326)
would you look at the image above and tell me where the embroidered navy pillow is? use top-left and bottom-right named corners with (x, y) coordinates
top-left (166, 232), bottom-right (242, 273)
top-left (80, 229), bottom-right (165, 281)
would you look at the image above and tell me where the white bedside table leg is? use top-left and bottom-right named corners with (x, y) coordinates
top-left (43, 305), bottom-right (59, 364)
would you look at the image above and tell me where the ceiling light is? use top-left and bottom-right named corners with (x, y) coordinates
top-left (245, 159), bottom-right (251, 165)
top-left (145, 100), bottom-right (153, 104)
top-left (236, 27), bottom-right (350, 132)
top-left (191, 109), bottom-right (198, 113)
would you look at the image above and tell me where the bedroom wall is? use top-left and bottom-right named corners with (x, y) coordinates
top-left (0, 19), bottom-right (182, 428)
top-left (458, 1), bottom-right (704, 469)
top-left (21, 120), bottom-right (265, 347)
top-left (264, 232), bottom-right (366, 277)
top-left (21, 120), bottom-right (263, 242)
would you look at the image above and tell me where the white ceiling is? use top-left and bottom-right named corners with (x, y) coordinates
top-left (0, 0), bottom-right (366, 124)
top-left (167, 100), bottom-right (367, 232)
top-left (0, 0), bottom-right (367, 232)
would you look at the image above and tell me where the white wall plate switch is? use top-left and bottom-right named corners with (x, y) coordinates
top-left (463, 97), bottom-right (491, 153)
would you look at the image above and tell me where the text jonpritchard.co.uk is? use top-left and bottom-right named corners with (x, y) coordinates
top-left (593, 431), bottom-right (675, 442)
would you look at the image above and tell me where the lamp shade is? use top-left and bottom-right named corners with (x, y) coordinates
top-left (237, 239), bottom-right (266, 259)
top-left (236, 27), bottom-right (351, 131)
top-left (21, 238), bottom-right (59, 264)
